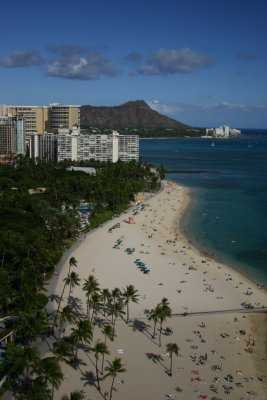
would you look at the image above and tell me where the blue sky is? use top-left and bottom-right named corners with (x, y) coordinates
top-left (1, 0), bottom-right (267, 128)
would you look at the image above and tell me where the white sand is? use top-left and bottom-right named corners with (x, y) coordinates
top-left (47, 181), bottom-right (267, 400)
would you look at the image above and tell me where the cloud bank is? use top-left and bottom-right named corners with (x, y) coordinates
top-left (47, 53), bottom-right (118, 80)
top-left (0, 45), bottom-right (213, 79)
top-left (0, 49), bottom-right (43, 68)
top-left (45, 45), bottom-right (119, 80)
top-left (147, 100), bottom-right (267, 128)
top-left (134, 48), bottom-right (212, 75)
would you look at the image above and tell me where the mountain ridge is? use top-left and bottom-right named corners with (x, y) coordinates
top-left (80, 100), bottom-right (189, 129)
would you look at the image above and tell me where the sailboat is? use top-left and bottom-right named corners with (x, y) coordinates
top-left (211, 140), bottom-right (215, 147)
top-left (248, 141), bottom-right (252, 148)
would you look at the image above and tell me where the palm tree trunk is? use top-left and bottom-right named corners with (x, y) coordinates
top-left (86, 298), bottom-right (90, 318)
top-left (170, 354), bottom-right (173, 376)
top-left (159, 323), bottom-right (162, 347)
top-left (110, 376), bottom-right (115, 400)
top-left (75, 346), bottom-right (79, 361)
top-left (153, 321), bottom-right (157, 336)
top-left (103, 300), bottom-right (106, 316)
top-left (53, 282), bottom-right (67, 329)
top-left (126, 303), bottom-right (129, 323)
top-left (95, 360), bottom-right (100, 390)
top-left (90, 308), bottom-right (95, 324)
top-left (101, 354), bottom-right (105, 375)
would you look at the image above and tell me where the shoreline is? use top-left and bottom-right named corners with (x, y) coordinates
top-left (180, 187), bottom-right (267, 291)
top-left (47, 180), bottom-right (267, 400)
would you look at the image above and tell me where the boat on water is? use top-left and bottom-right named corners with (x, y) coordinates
top-left (211, 140), bottom-right (215, 147)
top-left (248, 141), bottom-right (252, 148)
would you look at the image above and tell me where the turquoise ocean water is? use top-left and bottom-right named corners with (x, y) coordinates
top-left (140, 130), bottom-right (267, 286)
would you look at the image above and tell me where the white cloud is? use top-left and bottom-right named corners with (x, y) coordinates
top-left (147, 101), bottom-right (184, 115)
top-left (47, 52), bottom-right (118, 80)
top-left (134, 48), bottom-right (213, 76)
top-left (0, 49), bottom-right (43, 68)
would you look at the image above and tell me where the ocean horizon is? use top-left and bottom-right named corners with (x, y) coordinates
top-left (140, 129), bottom-right (267, 286)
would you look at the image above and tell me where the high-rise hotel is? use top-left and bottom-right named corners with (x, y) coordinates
top-left (0, 103), bottom-right (80, 146)
top-left (0, 115), bottom-right (25, 163)
top-left (30, 129), bottom-right (139, 163)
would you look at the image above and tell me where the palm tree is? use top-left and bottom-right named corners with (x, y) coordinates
top-left (68, 256), bottom-right (77, 274)
top-left (2, 344), bottom-right (41, 397)
top-left (104, 358), bottom-right (126, 400)
top-left (92, 340), bottom-right (110, 389)
top-left (147, 309), bottom-right (159, 338)
top-left (70, 319), bottom-right (93, 361)
top-left (155, 298), bottom-right (172, 347)
top-left (57, 305), bottom-right (77, 339)
top-left (61, 391), bottom-right (85, 400)
top-left (82, 274), bottom-right (100, 318)
top-left (28, 376), bottom-right (52, 400)
top-left (89, 292), bottom-right (101, 323)
top-left (165, 343), bottom-right (179, 376)
top-left (108, 300), bottom-right (125, 329)
top-left (110, 287), bottom-right (121, 304)
top-left (17, 310), bottom-right (48, 345)
top-left (52, 339), bottom-right (73, 364)
top-left (122, 284), bottom-right (139, 323)
top-left (54, 271), bottom-right (80, 328)
top-left (100, 288), bottom-right (110, 316)
top-left (101, 324), bottom-right (116, 344)
top-left (66, 271), bottom-right (81, 300)
top-left (39, 356), bottom-right (64, 399)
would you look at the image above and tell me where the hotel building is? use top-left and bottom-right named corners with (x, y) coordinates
top-left (30, 129), bottom-right (139, 163)
top-left (29, 133), bottom-right (58, 163)
top-left (0, 116), bottom-right (25, 159)
top-left (0, 104), bottom-right (80, 146)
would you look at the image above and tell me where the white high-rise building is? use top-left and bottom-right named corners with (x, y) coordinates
top-left (58, 130), bottom-right (139, 163)
top-left (30, 129), bottom-right (139, 163)
top-left (204, 125), bottom-right (241, 138)
top-left (118, 133), bottom-right (139, 161)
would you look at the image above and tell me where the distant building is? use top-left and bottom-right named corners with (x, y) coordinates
top-left (29, 132), bottom-right (58, 162)
top-left (0, 103), bottom-right (81, 146)
top-left (67, 166), bottom-right (96, 175)
top-left (203, 125), bottom-right (241, 138)
top-left (49, 103), bottom-right (80, 133)
top-left (118, 133), bottom-right (139, 161)
top-left (0, 116), bottom-right (25, 158)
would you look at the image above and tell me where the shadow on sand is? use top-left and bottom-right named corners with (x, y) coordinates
top-left (146, 352), bottom-right (168, 372)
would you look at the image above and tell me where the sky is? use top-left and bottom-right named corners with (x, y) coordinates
top-left (1, 0), bottom-right (267, 128)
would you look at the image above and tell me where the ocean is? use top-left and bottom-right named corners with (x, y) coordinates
top-left (140, 129), bottom-right (267, 286)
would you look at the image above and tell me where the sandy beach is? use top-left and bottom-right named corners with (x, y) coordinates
top-left (47, 181), bottom-right (267, 400)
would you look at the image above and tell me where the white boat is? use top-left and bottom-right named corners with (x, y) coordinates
top-left (211, 140), bottom-right (215, 147)
top-left (248, 141), bottom-right (252, 148)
